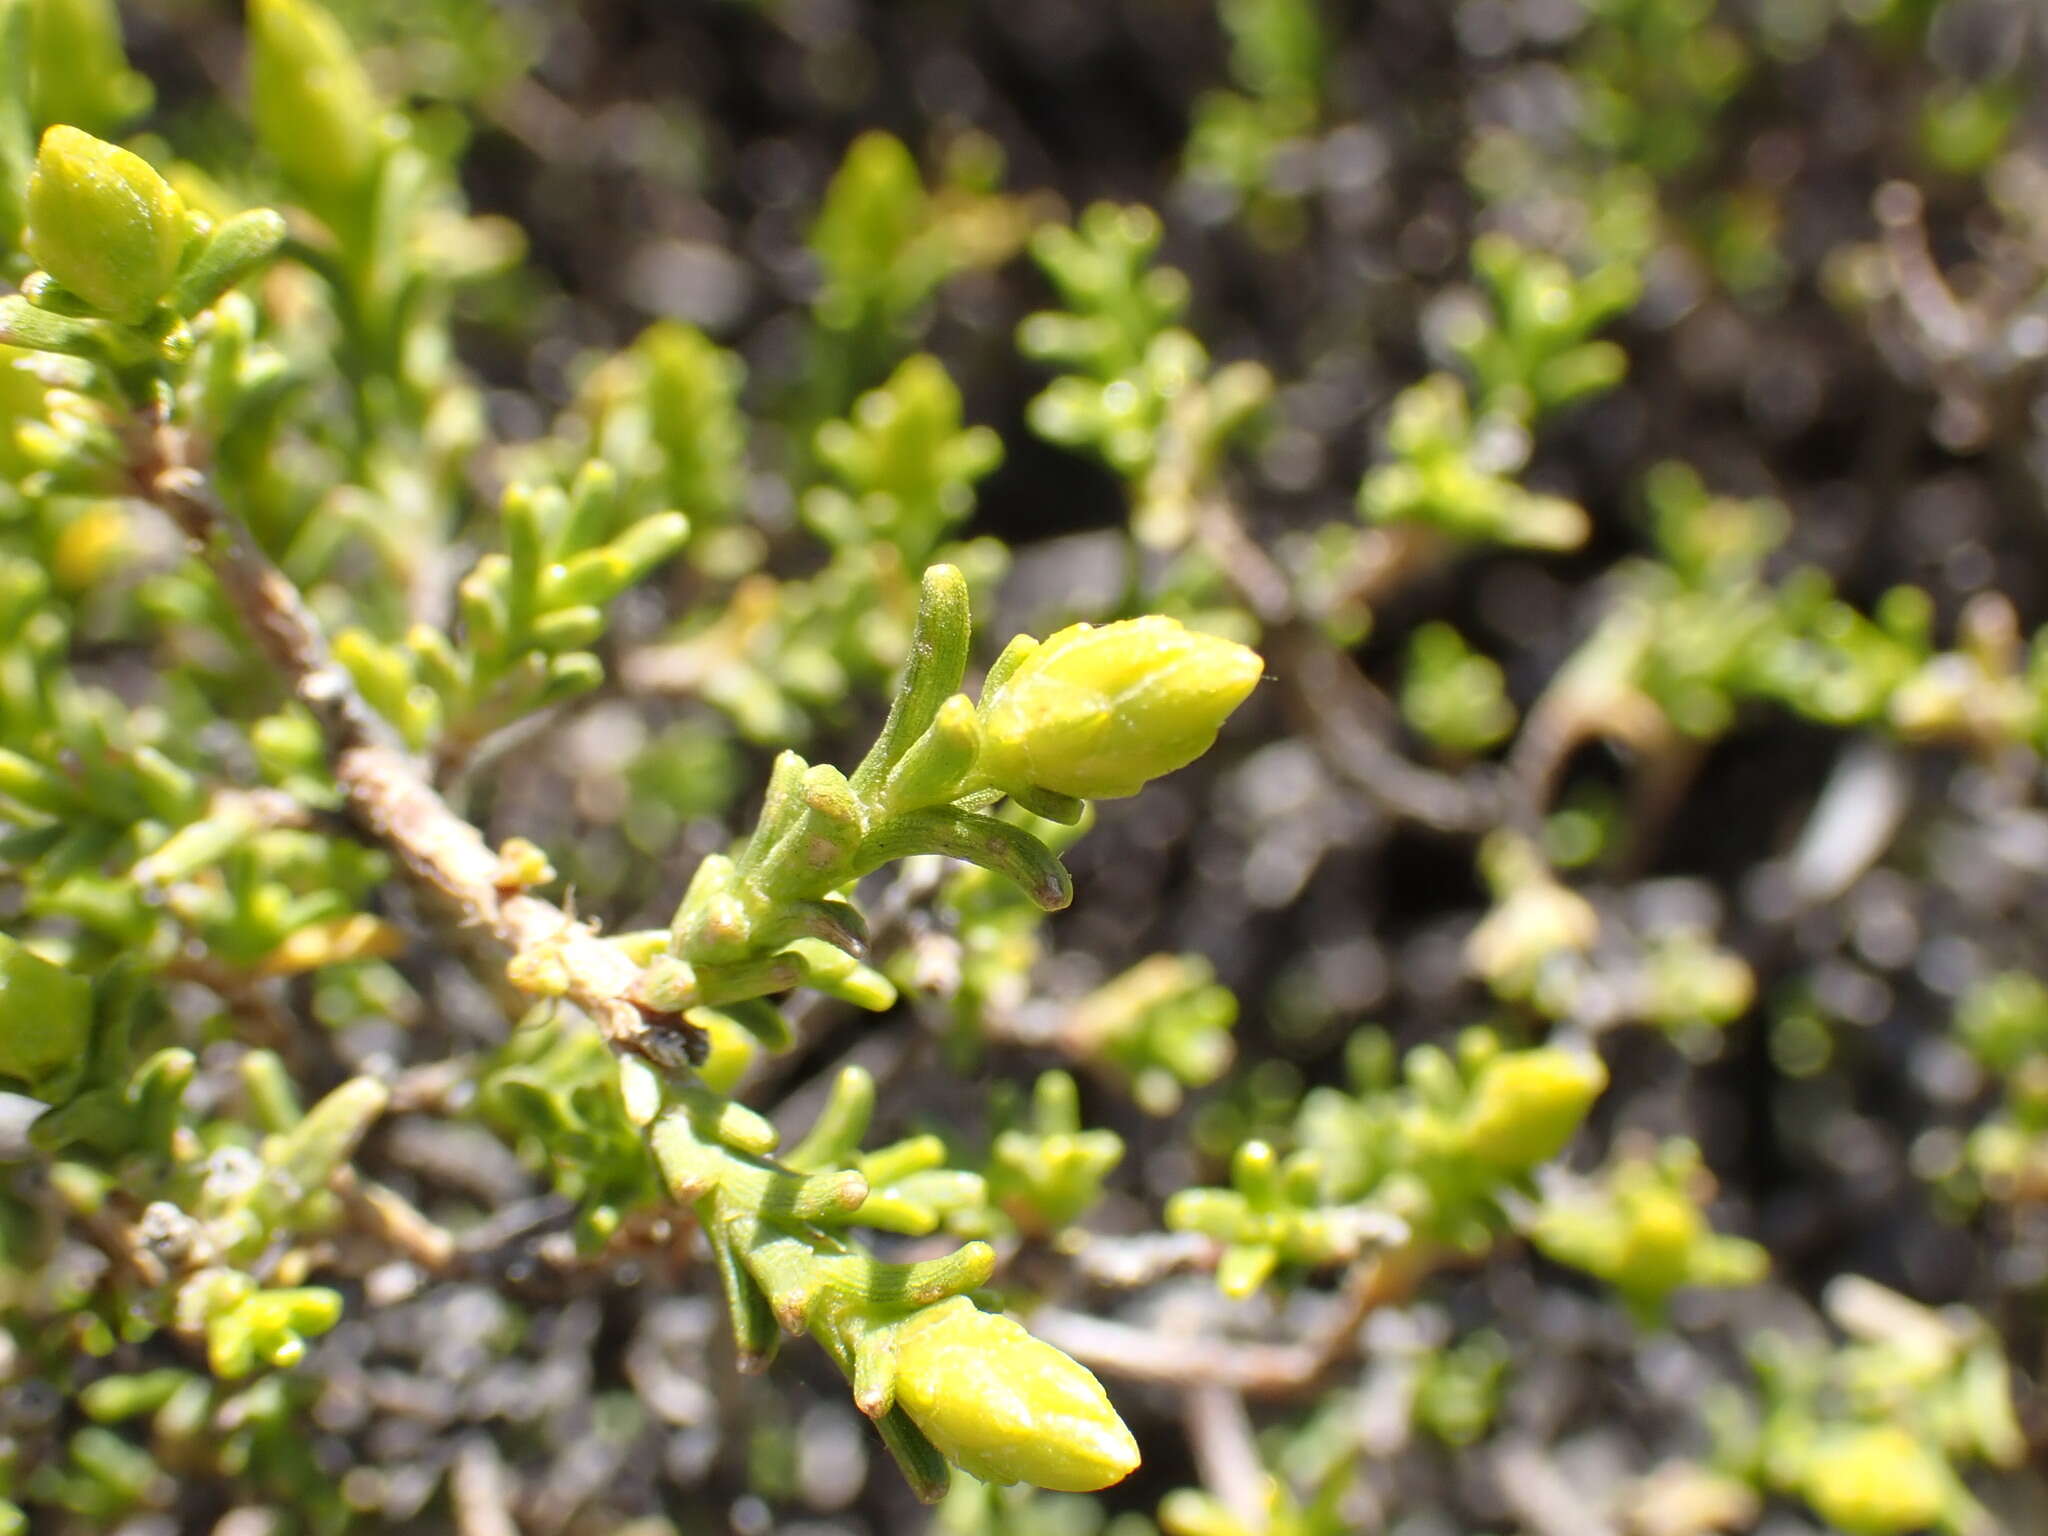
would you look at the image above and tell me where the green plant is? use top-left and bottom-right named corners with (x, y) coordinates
top-left (6, 1), bottom-right (2048, 1532)
top-left (0, 81), bottom-right (1260, 1507)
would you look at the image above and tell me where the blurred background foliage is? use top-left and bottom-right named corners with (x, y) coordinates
top-left (3, 0), bottom-right (2048, 1532)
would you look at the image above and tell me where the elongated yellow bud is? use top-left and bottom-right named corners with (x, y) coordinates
top-left (28, 0), bottom-right (153, 138)
top-left (25, 127), bottom-right (184, 324)
top-left (889, 1296), bottom-right (1140, 1491)
top-left (248, 0), bottom-right (384, 212)
top-left (1456, 1047), bottom-right (1606, 1171)
top-left (976, 616), bottom-right (1262, 800)
top-left (1801, 1425), bottom-right (1951, 1536)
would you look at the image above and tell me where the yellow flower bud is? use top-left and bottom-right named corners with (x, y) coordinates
top-left (889, 1296), bottom-right (1140, 1491)
top-left (27, 0), bottom-right (154, 139)
top-left (1802, 1426), bottom-right (1950, 1536)
top-left (25, 127), bottom-right (185, 324)
top-left (976, 616), bottom-right (1262, 800)
top-left (50, 502), bottom-right (128, 592)
top-left (1614, 1184), bottom-right (1704, 1300)
top-left (248, 0), bottom-right (385, 212)
top-left (1457, 1048), bottom-right (1606, 1171)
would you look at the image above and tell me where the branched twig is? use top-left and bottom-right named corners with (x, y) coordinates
top-left (452, 1435), bottom-right (521, 1536)
top-left (387, 1055), bottom-right (481, 1114)
top-left (158, 953), bottom-right (302, 1055)
top-left (1280, 637), bottom-right (1511, 834)
top-left (1325, 524), bottom-right (1448, 616)
top-left (133, 418), bottom-right (689, 1069)
top-left (332, 1168), bottom-right (458, 1272)
top-left (76, 1193), bottom-right (169, 1291)
top-left (1195, 494), bottom-right (1506, 834)
top-left (1032, 1247), bottom-right (1427, 1396)
top-left (1185, 1384), bottom-right (1266, 1529)
top-left (1066, 1231), bottom-right (1223, 1289)
top-left (1874, 180), bottom-right (1983, 367)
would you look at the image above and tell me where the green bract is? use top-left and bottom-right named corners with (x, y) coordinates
top-left (976, 616), bottom-right (1264, 800)
top-left (24, 126), bottom-right (183, 324)
top-left (889, 1297), bottom-right (1140, 1492)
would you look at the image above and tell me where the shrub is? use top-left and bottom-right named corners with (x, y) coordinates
top-left (1, 1), bottom-right (2044, 1533)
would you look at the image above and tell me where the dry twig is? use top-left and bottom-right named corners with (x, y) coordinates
top-left (1195, 494), bottom-right (1505, 834)
top-left (1032, 1248), bottom-right (1427, 1396)
top-left (1185, 1384), bottom-right (1267, 1528)
top-left (134, 419), bottom-right (693, 1069)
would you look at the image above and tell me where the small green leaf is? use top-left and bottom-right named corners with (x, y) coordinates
top-left (0, 933), bottom-right (92, 1099)
top-left (851, 806), bottom-right (1072, 911)
top-left (879, 693), bottom-right (980, 814)
top-left (172, 207), bottom-right (288, 315)
top-left (851, 563), bottom-right (972, 804)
